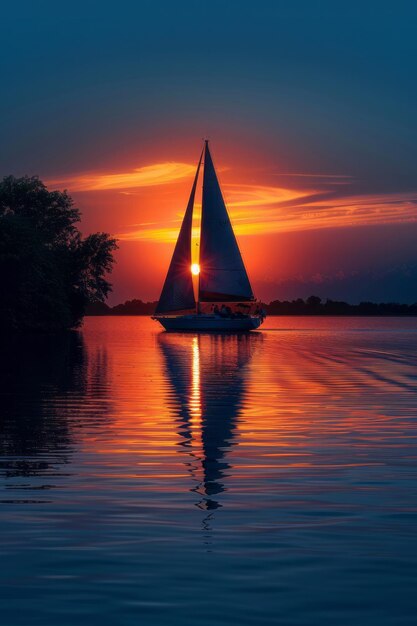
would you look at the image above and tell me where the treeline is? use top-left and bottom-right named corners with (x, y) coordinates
top-left (86, 299), bottom-right (158, 315)
top-left (87, 295), bottom-right (417, 316)
top-left (267, 296), bottom-right (417, 315)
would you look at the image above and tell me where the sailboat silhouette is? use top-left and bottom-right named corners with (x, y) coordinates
top-left (158, 332), bottom-right (262, 511)
top-left (153, 141), bottom-right (265, 331)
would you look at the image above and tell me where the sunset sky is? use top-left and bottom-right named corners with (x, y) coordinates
top-left (2, 1), bottom-right (417, 303)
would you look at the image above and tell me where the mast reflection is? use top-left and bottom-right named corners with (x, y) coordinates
top-left (158, 332), bottom-right (261, 512)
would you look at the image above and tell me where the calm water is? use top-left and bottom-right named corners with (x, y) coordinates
top-left (1, 316), bottom-right (417, 626)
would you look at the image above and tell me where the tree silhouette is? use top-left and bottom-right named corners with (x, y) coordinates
top-left (306, 295), bottom-right (322, 309)
top-left (0, 175), bottom-right (117, 331)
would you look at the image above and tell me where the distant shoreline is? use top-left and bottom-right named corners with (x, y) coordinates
top-left (86, 297), bottom-right (417, 317)
top-left (85, 313), bottom-right (417, 317)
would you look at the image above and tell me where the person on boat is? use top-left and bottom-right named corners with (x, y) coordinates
top-left (220, 304), bottom-right (228, 317)
top-left (213, 305), bottom-right (220, 316)
top-left (255, 305), bottom-right (267, 321)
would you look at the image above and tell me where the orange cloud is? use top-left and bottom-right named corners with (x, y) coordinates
top-left (226, 191), bottom-right (417, 235)
top-left (46, 162), bottom-right (195, 191)
top-left (45, 160), bottom-right (417, 245)
top-left (116, 188), bottom-right (417, 242)
top-left (225, 183), bottom-right (311, 208)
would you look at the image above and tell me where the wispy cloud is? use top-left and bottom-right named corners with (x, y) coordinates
top-left (45, 160), bottom-right (417, 243)
top-left (46, 162), bottom-right (195, 191)
top-left (116, 188), bottom-right (417, 242)
top-left (271, 173), bottom-right (353, 179)
top-left (225, 184), bottom-right (311, 207)
top-left (226, 191), bottom-right (417, 235)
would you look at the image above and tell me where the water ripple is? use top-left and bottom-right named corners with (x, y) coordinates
top-left (0, 317), bottom-right (417, 625)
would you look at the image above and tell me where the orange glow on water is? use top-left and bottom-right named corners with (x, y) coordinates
top-left (190, 336), bottom-right (201, 424)
top-left (71, 317), bottom-right (417, 511)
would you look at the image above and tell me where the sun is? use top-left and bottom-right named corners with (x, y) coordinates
top-left (191, 263), bottom-right (200, 276)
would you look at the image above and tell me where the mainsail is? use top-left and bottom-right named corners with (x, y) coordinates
top-left (199, 142), bottom-right (254, 302)
top-left (155, 149), bottom-right (203, 314)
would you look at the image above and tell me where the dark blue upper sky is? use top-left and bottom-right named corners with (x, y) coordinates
top-left (2, 1), bottom-right (416, 179)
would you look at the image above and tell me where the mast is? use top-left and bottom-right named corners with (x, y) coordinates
top-left (196, 139), bottom-right (209, 315)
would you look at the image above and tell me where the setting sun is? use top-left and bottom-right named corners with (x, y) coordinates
top-left (191, 263), bottom-right (200, 275)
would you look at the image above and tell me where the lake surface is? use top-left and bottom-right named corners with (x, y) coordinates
top-left (1, 316), bottom-right (417, 626)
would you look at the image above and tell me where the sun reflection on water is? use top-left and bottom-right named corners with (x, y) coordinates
top-left (189, 336), bottom-right (201, 424)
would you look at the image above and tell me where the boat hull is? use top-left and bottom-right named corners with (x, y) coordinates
top-left (153, 314), bottom-right (263, 332)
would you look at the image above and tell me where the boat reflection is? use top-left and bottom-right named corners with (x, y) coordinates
top-left (158, 332), bottom-right (262, 513)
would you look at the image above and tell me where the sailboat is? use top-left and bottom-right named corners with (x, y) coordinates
top-left (152, 141), bottom-right (265, 331)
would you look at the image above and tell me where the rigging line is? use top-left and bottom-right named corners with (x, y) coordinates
top-left (196, 139), bottom-right (208, 314)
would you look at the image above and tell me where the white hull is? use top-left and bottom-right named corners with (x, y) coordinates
top-left (153, 314), bottom-right (263, 332)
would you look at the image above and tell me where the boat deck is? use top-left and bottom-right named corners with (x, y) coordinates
top-left (152, 314), bottom-right (263, 332)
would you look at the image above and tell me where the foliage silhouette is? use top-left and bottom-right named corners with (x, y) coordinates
top-left (266, 297), bottom-right (417, 316)
top-left (0, 175), bottom-right (117, 331)
top-left (86, 296), bottom-right (417, 316)
top-left (86, 299), bottom-right (157, 315)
